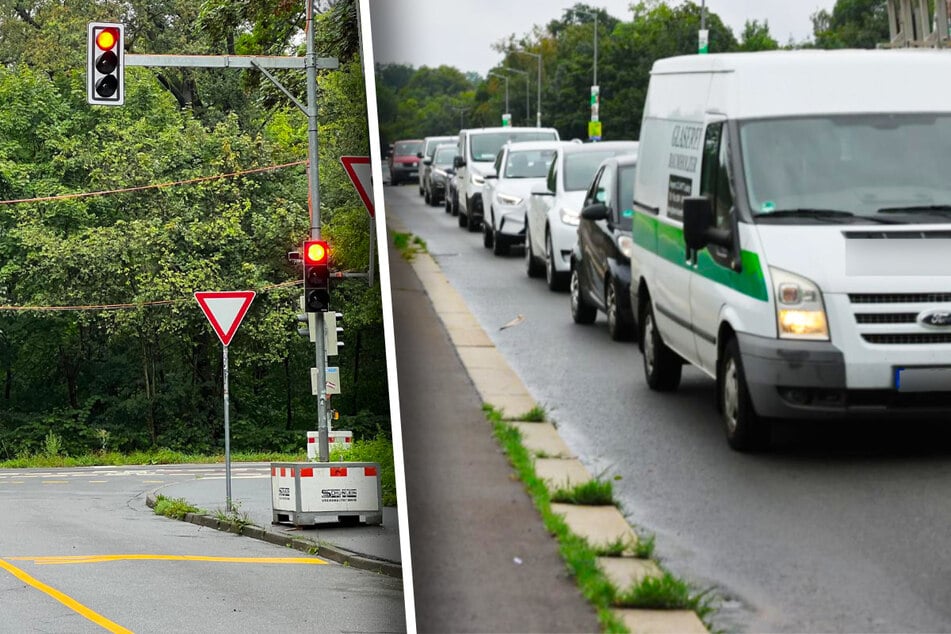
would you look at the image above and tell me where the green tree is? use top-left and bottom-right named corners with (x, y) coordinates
top-left (739, 19), bottom-right (779, 51)
top-left (812, 0), bottom-right (889, 49)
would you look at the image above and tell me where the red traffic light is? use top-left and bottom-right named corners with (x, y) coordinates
top-left (303, 240), bottom-right (329, 265)
top-left (87, 22), bottom-right (124, 105)
top-left (95, 28), bottom-right (118, 51)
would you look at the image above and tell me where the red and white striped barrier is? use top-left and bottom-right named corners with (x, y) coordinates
top-left (270, 461), bottom-right (382, 526)
top-left (305, 431), bottom-right (354, 460)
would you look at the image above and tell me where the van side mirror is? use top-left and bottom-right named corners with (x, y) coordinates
top-left (417, 151), bottom-right (424, 159)
top-left (581, 202), bottom-right (609, 221)
top-left (453, 156), bottom-right (465, 169)
top-left (683, 196), bottom-right (734, 252)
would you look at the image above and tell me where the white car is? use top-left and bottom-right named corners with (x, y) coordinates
top-left (481, 140), bottom-right (564, 255)
top-left (525, 141), bottom-right (640, 290)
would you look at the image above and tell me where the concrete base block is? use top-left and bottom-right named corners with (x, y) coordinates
top-left (535, 458), bottom-right (591, 490)
top-left (613, 609), bottom-right (708, 634)
top-left (551, 503), bottom-right (638, 553)
top-left (597, 557), bottom-right (663, 590)
top-left (511, 422), bottom-right (574, 458)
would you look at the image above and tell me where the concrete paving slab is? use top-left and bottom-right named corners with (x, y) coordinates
top-left (467, 365), bottom-right (532, 397)
top-left (487, 394), bottom-right (541, 419)
top-left (456, 345), bottom-right (512, 370)
top-left (535, 458), bottom-right (592, 490)
top-left (444, 324), bottom-right (495, 348)
top-left (511, 422), bottom-right (574, 457)
top-left (614, 609), bottom-right (708, 634)
top-left (597, 557), bottom-right (663, 591)
top-left (551, 503), bottom-right (639, 553)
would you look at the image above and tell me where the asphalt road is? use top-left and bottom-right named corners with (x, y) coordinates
top-left (0, 464), bottom-right (404, 633)
top-left (384, 182), bottom-right (951, 633)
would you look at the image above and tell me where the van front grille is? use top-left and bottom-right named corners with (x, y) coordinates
top-left (862, 333), bottom-right (951, 345)
top-left (854, 313), bottom-right (918, 324)
top-left (849, 293), bottom-right (951, 304)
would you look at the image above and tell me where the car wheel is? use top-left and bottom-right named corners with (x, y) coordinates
top-left (492, 220), bottom-right (510, 256)
top-left (451, 192), bottom-right (459, 216)
top-left (545, 232), bottom-right (568, 291)
top-left (607, 277), bottom-right (634, 342)
top-left (640, 300), bottom-right (682, 391)
top-left (466, 199), bottom-right (481, 232)
top-left (419, 183), bottom-right (424, 196)
top-left (525, 220), bottom-right (544, 278)
top-left (719, 337), bottom-right (771, 452)
top-left (424, 189), bottom-right (431, 205)
top-left (482, 211), bottom-right (494, 248)
top-left (570, 266), bottom-right (597, 324)
top-left (458, 208), bottom-right (468, 227)
top-left (445, 192), bottom-right (452, 213)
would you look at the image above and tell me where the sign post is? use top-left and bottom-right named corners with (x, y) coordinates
top-left (195, 291), bottom-right (256, 510)
top-left (589, 85), bottom-right (601, 141)
top-left (340, 156), bottom-right (376, 286)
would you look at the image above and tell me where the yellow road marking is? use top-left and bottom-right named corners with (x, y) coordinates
top-left (0, 558), bottom-right (132, 633)
top-left (13, 554), bottom-right (327, 565)
top-left (141, 480), bottom-right (164, 484)
top-left (41, 481), bottom-right (69, 485)
top-left (88, 480), bottom-right (108, 483)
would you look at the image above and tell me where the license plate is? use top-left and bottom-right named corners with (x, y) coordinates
top-left (894, 366), bottom-right (951, 392)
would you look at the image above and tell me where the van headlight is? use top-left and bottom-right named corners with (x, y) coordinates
top-left (471, 173), bottom-right (485, 186)
top-left (617, 235), bottom-right (634, 259)
top-left (560, 207), bottom-right (580, 226)
top-left (497, 192), bottom-right (522, 206)
top-left (771, 267), bottom-right (829, 340)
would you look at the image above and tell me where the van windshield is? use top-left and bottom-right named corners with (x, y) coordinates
top-left (469, 131), bottom-right (558, 162)
top-left (740, 114), bottom-right (951, 224)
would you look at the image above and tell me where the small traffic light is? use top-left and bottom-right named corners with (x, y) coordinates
top-left (88, 23), bottom-right (124, 106)
top-left (296, 311), bottom-right (317, 342)
top-left (303, 240), bottom-right (330, 312)
top-left (325, 312), bottom-right (344, 355)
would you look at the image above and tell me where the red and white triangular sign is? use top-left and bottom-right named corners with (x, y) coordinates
top-left (340, 156), bottom-right (374, 218)
top-left (195, 291), bottom-right (256, 347)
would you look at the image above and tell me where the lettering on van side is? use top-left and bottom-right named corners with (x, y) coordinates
top-left (671, 124), bottom-right (704, 150)
top-left (667, 175), bottom-right (692, 219)
top-left (668, 153), bottom-right (698, 173)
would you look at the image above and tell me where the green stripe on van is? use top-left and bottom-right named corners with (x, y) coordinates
top-left (632, 213), bottom-right (768, 302)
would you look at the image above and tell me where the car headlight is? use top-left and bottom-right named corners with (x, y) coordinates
top-left (617, 235), bottom-right (634, 259)
top-left (771, 267), bottom-right (829, 340)
top-left (497, 193), bottom-right (522, 206)
top-left (560, 207), bottom-right (580, 226)
top-left (471, 173), bottom-right (485, 186)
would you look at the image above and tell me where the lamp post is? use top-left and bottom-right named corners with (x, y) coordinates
top-left (575, 9), bottom-right (599, 86)
top-left (515, 49), bottom-right (542, 127)
top-left (487, 71), bottom-right (510, 116)
top-left (503, 67), bottom-right (530, 125)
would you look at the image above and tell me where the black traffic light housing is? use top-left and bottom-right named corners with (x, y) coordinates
top-left (88, 22), bottom-right (124, 106)
top-left (303, 240), bottom-right (330, 312)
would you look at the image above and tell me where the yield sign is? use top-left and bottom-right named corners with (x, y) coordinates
top-left (340, 156), bottom-right (374, 218)
top-left (195, 291), bottom-right (256, 346)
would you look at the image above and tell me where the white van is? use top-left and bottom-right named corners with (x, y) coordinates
top-left (454, 126), bottom-right (560, 232)
top-left (630, 50), bottom-right (951, 451)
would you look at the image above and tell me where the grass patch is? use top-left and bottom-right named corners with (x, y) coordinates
top-left (593, 536), bottom-right (636, 557)
top-left (515, 405), bottom-right (546, 422)
top-left (484, 404), bottom-right (717, 632)
top-left (329, 434), bottom-right (397, 506)
top-left (550, 478), bottom-right (616, 506)
top-left (214, 502), bottom-right (254, 529)
top-left (614, 572), bottom-right (716, 622)
top-left (153, 495), bottom-right (202, 520)
top-left (633, 533), bottom-right (656, 559)
top-left (392, 232), bottom-right (427, 261)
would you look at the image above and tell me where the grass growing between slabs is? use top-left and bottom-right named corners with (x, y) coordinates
top-left (483, 404), bottom-right (717, 633)
top-left (153, 495), bottom-right (203, 520)
top-left (392, 232), bottom-right (428, 261)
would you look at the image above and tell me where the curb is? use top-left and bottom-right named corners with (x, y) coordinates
top-left (145, 492), bottom-right (402, 579)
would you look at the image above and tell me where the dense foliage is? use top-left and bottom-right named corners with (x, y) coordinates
top-left (377, 0), bottom-right (888, 146)
top-left (0, 0), bottom-right (390, 459)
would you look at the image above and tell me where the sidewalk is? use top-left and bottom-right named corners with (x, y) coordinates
top-left (149, 470), bottom-right (401, 577)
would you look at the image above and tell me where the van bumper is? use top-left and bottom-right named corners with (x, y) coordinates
top-left (738, 333), bottom-right (951, 418)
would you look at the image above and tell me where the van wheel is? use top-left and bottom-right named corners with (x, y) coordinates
top-left (719, 337), bottom-right (771, 452)
top-left (525, 221), bottom-right (544, 278)
top-left (607, 278), bottom-right (633, 342)
top-left (570, 267), bottom-right (597, 324)
top-left (640, 301), bottom-right (682, 391)
top-left (545, 232), bottom-right (568, 291)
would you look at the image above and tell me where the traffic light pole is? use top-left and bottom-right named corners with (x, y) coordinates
top-left (122, 0), bottom-right (336, 462)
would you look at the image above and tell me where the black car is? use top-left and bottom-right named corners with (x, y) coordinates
top-left (569, 153), bottom-right (639, 341)
top-left (423, 143), bottom-right (457, 206)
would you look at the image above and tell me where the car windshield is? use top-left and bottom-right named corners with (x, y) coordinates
top-left (564, 150), bottom-right (632, 191)
top-left (469, 131), bottom-right (558, 162)
top-left (617, 164), bottom-right (636, 231)
top-left (395, 141), bottom-right (422, 156)
top-left (433, 146), bottom-right (456, 164)
top-left (741, 114), bottom-right (951, 224)
top-left (504, 149), bottom-right (556, 178)
top-left (426, 138), bottom-right (453, 157)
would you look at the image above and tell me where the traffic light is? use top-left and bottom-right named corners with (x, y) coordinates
top-left (303, 240), bottom-right (330, 312)
top-left (325, 312), bottom-right (344, 355)
top-left (87, 23), bottom-right (124, 106)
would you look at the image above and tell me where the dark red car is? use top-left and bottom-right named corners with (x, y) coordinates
top-left (387, 139), bottom-right (423, 185)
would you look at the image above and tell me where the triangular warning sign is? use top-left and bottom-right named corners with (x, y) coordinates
top-left (195, 291), bottom-right (256, 346)
top-left (340, 156), bottom-right (375, 218)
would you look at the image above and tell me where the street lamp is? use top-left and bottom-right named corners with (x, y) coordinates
top-left (503, 66), bottom-right (530, 125)
top-left (450, 105), bottom-right (470, 129)
top-left (515, 49), bottom-right (542, 127)
top-left (487, 71), bottom-right (510, 117)
top-left (575, 8), bottom-right (599, 86)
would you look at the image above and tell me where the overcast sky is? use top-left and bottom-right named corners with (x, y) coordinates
top-left (369, 0), bottom-right (838, 77)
